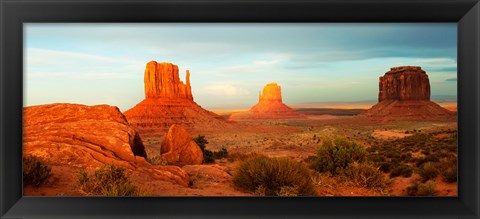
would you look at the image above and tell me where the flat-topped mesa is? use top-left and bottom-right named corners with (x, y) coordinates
top-left (378, 66), bottom-right (430, 102)
top-left (259, 82), bottom-right (282, 102)
top-left (363, 66), bottom-right (455, 120)
top-left (144, 61), bottom-right (193, 100)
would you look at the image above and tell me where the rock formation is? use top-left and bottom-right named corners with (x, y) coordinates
top-left (364, 66), bottom-right (455, 120)
top-left (160, 125), bottom-right (203, 165)
top-left (230, 82), bottom-right (306, 120)
top-left (378, 66), bottom-right (430, 101)
top-left (144, 62), bottom-right (193, 100)
top-left (124, 61), bottom-right (232, 132)
top-left (23, 103), bottom-right (190, 195)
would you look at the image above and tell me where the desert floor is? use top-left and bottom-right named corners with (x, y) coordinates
top-left (135, 103), bottom-right (457, 196)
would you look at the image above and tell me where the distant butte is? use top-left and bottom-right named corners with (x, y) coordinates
top-left (123, 61), bottom-right (232, 132)
top-left (230, 82), bottom-right (306, 120)
top-left (363, 66), bottom-right (455, 120)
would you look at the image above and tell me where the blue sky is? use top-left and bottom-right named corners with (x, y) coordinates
top-left (24, 23), bottom-right (457, 111)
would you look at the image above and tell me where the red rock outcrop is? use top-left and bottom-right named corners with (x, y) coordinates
top-left (144, 61), bottom-right (193, 100)
top-left (161, 125), bottom-right (203, 165)
top-left (364, 66), bottom-right (455, 120)
top-left (378, 66), bottom-right (430, 101)
top-left (124, 61), bottom-right (233, 132)
top-left (230, 82), bottom-right (306, 120)
top-left (23, 103), bottom-right (190, 196)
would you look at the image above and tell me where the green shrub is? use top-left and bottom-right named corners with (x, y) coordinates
top-left (312, 137), bottom-right (367, 175)
top-left (203, 150), bottom-right (215, 164)
top-left (193, 135), bottom-right (228, 164)
top-left (193, 135), bottom-right (208, 151)
top-left (407, 180), bottom-right (436, 196)
top-left (23, 155), bottom-right (52, 187)
top-left (340, 162), bottom-right (388, 190)
top-left (418, 162), bottom-right (439, 181)
top-left (233, 155), bottom-right (317, 196)
top-left (213, 147), bottom-right (228, 159)
top-left (389, 165), bottom-right (414, 178)
top-left (77, 164), bottom-right (138, 196)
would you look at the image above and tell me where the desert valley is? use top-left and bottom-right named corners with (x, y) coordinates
top-left (23, 61), bottom-right (457, 197)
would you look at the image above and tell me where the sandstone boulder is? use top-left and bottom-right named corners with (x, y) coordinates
top-left (161, 124), bottom-right (203, 165)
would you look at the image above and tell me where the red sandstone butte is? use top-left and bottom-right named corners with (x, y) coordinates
top-left (124, 61), bottom-right (232, 132)
top-left (161, 124), bottom-right (203, 165)
top-left (230, 82), bottom-right (306, 120)
top-left (363, 66), bottom-right (455, 120)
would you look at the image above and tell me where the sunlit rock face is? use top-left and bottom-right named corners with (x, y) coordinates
top-left (144, 61), bottom-right (193, 100)
top-left (124, 61), bottom-right (232, 132)
top-left (230, 82), bottom-right (306, 120)
top-left (23, 103), bottom-right (191, 191)
top-left (364, 66), bottom-right (455, 120)
top-left (160, 124), bottom-right (203, 166)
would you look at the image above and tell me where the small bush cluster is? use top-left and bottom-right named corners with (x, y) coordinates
top-left (312, 137), bottom-right (367, 175)
top-left (406, 180), bottom-right (436, 196)
top-left (77, 164), bottom-right (138, 196)
top-left (23, 155), bottom-right (52, 187)
top-left (233, 155), bottom-right (317, 196)
top-left (418, 162), bottom-right (439, 181)
top-left (389, 165), bottom-right (414, 178)
top-left (340, 162), bottom-right (389, 190)
top-left (193, 135), bottom-right (228, 164)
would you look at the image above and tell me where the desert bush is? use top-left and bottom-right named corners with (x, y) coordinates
top-left (312, 137), bottom-right (367, 175)
top-left (213, 147), bottom-right (228, 159)
top-left (77, 164), bottom-right (138, 196)
top-left (340, 162), bottom-right (388, 190)
top-left (442, 167), bottom-right (457, 183)
top-left (389, 165), bottom-right (414, 178)
top-left (203, 150), bottom-right (215, 164)
top-left (233, 155), bottom-right (317, 196)
top-left (193, 135), bottom-right (208, 151)
top-left (406, 180), bottom-right (436, 196)
top-left (418, 162), bottom-right (439, 181)
top-left (23, 155), bottom-right (52, 187)
top-left (193, 135), bottom-right (228, 164)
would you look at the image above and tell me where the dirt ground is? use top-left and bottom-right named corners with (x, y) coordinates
top-left (138, 109), bottom-right (457, 197)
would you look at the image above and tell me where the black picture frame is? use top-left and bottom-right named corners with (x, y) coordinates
top-left (1, 0), bottom-right (479, 218)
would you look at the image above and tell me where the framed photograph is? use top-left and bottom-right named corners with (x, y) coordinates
top-left (1, 0), bottom-right (479, 218)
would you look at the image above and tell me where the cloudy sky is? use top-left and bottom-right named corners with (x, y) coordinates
top-left (24, 23), bottom-right (457, 111)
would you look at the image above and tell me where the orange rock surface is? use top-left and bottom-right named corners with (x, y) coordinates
top-left (23, 103), bottom-right (190, 196)
top-left (161, 125), bottom-right (203, 165)
top-left (230, 82), bottom-right (306, 120)
top-left (124, 61), bottom-right (232, 132)
top-left (144, 61), bottom-right (193, 100)
top-left (364, 67), bottom-right (456, 120)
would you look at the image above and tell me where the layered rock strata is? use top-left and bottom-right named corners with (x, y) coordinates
top-left (124, 61), bottom-right (232, 132)
top-left (23, 103), bottom-right (190, 193)
top-left (364, 66), bottom-right (455, 120)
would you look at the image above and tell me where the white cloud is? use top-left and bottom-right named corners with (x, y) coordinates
top-left (198, 84), bottom-right (250, 97)
top-left (414, 58), bottom-right (456, 64)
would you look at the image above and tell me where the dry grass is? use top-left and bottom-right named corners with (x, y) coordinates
top-left (233, 154), bottom-right (317, 196)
